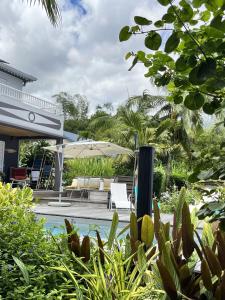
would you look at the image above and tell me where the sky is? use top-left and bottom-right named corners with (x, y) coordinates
top-left (0, 0), bottom-right (166, 111)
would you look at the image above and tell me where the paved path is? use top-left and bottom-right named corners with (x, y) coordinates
top-left (33, 201), bottom-right (174, 224)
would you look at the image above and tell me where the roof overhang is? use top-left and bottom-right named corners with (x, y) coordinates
top-left (0, 61), bottom-right (37, 84)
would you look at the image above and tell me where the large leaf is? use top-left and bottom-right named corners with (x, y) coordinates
top-left (81, 236), bottom-right (90, 263)
top-left (65, 218), bottom-right (73, 234)
top-left (210, 14), bottom-right (225, 33)
top-left (119, 26), bottom-right (132, 42)
top-left (164, 32), bottom-right (180, 53)
top-left (156, 260), bottom-right (178, 299)
top-left (153, 200), bottom-right (160, 240)
top-left (71, 235), bottom-right (81, 257)
top-left (13, 256), bottom-right (30, 285)
top-left (141, 215), bottom-right (154, 247)
top-left (182, 202), bottom-right (195, 259)
top-left (157, 0), bottom-right (170, 6)
top-left (197, 58), bottom-right (216, 82)
top-left (203, 102), bottom-right (216, 115)
top-left (184, 92), bottom-right (205, 110)
top-left (162, 13), bottom-right (176, 23)
top-left (107, 211), bottom-right (119, 250)
top-left (175, 187), bottom-right (186, 229)
top-left (189, 66), bottom-right (205, 85)
top-left (201, 259), bottom-right (212, 291)
top-left (130, 212), bottom-right (138, 241)
top-left (96, 230), bottom-right (104, 265)
top-left (145, 31), bottom-right (162, 50)
top-left (134, 16), bottom-right (152, 26)
top-left (204, 246), bottom-right (222, 277)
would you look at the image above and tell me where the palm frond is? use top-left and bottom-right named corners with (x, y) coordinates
top-left (24, 0), bottom-right (61, 25)
top-left (155, 119), bottom-right (173, 137)
top-left (89, 115), bottom-right (115, 131)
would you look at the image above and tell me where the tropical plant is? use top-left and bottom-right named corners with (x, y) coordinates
top-left (51, 187), bottom-right (225, 299)
top-left (120, 0), bottom-right (225, 116)
top-left (23, 0), bottom-right (60, 25)
top-left (0, 183), bottom-right (70, 298)
top-left (54, 212), bottom-right (160, 299)
top-left (19, 140), bottom-right (52, 167)
top-left (64, 157), bottom-right (115, 185)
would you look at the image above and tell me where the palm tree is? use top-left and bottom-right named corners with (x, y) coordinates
top-left (23, 0), bottom-right (60, 25)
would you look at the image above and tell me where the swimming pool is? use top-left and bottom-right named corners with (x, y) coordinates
top-left (36, 214), bottom-right (129, 238)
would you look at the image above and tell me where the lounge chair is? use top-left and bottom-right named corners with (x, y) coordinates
top-left (10, 167), bottom-right (29, 187)
top-left (109, 182), bottom-right (132, 210)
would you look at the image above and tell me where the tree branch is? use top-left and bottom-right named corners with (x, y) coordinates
top-left (168, 0), bottom-right (207, 59)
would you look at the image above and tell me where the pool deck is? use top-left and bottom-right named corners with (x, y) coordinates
top-left (33, 201), bottom-right (174, 224)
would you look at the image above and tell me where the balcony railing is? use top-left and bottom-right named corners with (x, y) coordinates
top-left (0, 83), bottom-right (62, 116)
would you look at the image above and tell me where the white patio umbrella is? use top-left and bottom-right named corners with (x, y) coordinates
top-left (44, 140), bottom-right (132, 206)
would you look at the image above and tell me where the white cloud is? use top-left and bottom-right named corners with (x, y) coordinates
top-left (0, 0), bottom-right (165, 111)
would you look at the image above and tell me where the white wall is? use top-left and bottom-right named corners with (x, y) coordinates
top-left (0, 70), bottom-right (24, 90)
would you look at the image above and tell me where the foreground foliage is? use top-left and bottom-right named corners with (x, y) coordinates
top-left (3, 184), bottom-right (225, 299)
top-left (120, 0), bottom-right (225, 115)
top-left (51, 187), bottom-right (225, 299)
top-left (0, 183), bottom-right (70, 299)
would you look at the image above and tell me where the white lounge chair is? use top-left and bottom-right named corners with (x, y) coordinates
top-left (109, 182), bottom-right (132, 210)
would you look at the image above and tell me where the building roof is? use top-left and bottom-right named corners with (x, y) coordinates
top-left (0, 60), bottom-right (37, 84)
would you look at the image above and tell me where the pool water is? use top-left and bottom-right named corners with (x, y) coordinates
top-left (36, 214), bottom-right (128, 239)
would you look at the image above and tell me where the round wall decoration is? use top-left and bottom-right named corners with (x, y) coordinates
top-left (28, 111), bottom-right (35, 123)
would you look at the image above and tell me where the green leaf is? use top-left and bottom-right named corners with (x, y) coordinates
top-left (134, 16), bottom-right (152, 26)
top-left (128, 56), bottom-right (138, 71)
top-left (154, 20), bottom-right (164, 27)
top-left (13, 256), bottom-right (30, 285)
top-left (200, 10), bottom-right (211, 22)
top-left (205, 246), bottom-right (222, 277)
top-left (203, 103), bottom-right (216, 115)
top-left (197, 58), bottom-right (216, 82)
top-left (180, 0), bottom-right (194, 21)
top-left (188, 171), bottom-right (199, 183)
top-left (205, 26), bottom-right (224, 38)
top-left (164, 32), bottom-right (180, 53)
top-left (107, 211), bottom-right (119, 250)
top-left (174, 95), bottom-right (183, 104)
top-left (137, 50), bottom-right (146, 62)
top-left (201, 259), bottom-right (212, 290)
top-left (156, 260), bottom-right (178, 299)
top-left (141, 215), bottom-right (154, 247)
top-left (119, 26), bottom-right (132, 42)
top-left (182, 202), bottom-right (195, 259)
top-left (131, 25), bottom-right (140, 33)
top-left (96, 230), bottom-right (104, 265)
top-left (162, 13), bottom-right (175, 23)
top-left (157, 0), bottom-right (170, 6)
top-left (145, 31), bottom-right (162, 50)
top-left (184, 92), bottom-right (205, 110)
top-left (189, 66), bottom-right (205, 85)
top-left (153, 199), bottom-right (161, 241)
top-left (210, 14), bottom-right (225, 32)
top-left (176, 187), bottom-right (186, 229)
top-left (175, 55), bottom-right (189, 71)
top-left (130, 212), bottom-right (138, 241)
top-left (137, 244), bottom-right (147, 271)
top-left (125, 52), bottom-right (132, 60)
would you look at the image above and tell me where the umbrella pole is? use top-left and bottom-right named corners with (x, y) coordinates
top-left (48, 144), bottom-right (71, 207)
top-left (58, 148), bottom-right (63, 203)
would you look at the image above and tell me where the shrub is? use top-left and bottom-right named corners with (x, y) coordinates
top-left (160, 185), bottom-right (202, 213)
top-left (54, 190), bottom-right (225, 300)
top-left (0, 183), bottom-right (70, 298)
top-left (153, 171), bottom-right (164, 198)
top-left (64, 157), bottom-right (115, 185)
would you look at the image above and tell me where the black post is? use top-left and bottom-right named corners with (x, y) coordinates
top-left (137, 146), bottom-right (154, 224)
